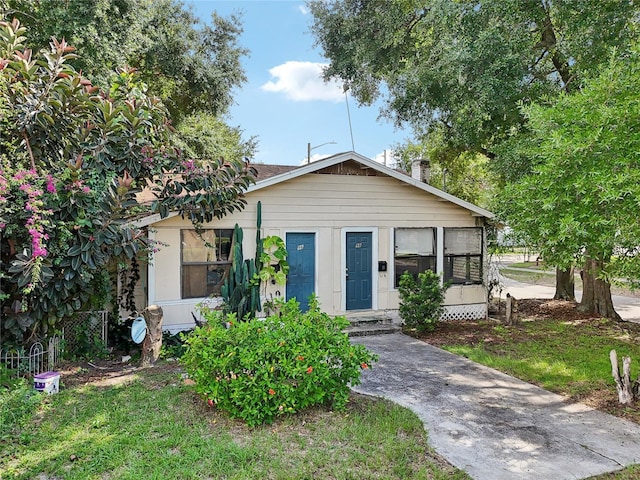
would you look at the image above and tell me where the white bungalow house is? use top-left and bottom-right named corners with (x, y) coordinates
top-left (129, 152), bottom-right (494, 332)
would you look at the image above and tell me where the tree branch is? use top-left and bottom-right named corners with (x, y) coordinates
top-left (22, 130), bottom-right (36, 170)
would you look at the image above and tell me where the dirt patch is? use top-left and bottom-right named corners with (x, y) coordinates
top-left (422, 298), bottom-right (639, 347)
top-left (57, 358), bottom-right (183, 389)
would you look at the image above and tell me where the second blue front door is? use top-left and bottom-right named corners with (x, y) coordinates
top-left (286, 233), bottom-right (315, 312)
top-left (346, 232), bottom-right (372, 310)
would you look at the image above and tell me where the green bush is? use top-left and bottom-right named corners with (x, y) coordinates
top-left (160, 330), bottom-right (191, 359)
top-left (181, 297), bottom-right (377, 426)
top-left (398, 270), bottom-right (449, 333)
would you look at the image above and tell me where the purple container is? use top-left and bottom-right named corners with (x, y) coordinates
top-left (33, 371), bottom-right (60, 394)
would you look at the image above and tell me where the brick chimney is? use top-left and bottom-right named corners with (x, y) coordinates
top-left (411, 159), bottom-right (430, 184)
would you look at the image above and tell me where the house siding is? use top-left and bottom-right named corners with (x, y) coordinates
top-left (147, 170), bottom-right (487, 332)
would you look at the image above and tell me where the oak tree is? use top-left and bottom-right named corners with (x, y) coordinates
top-left (309, 0), bottom-right (639, 298)
top-left (495, 46), bottom-right (640, 319)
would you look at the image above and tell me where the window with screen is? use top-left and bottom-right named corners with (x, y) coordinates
top-left (444, 227), bottom-right (483, 285)
top-left (394, 228), bottom-right (436, 287)
top-left (181, 229), bottom-right (233, 298)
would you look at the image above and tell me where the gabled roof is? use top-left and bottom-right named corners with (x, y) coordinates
top-left (247, 151), bottom-right (494, 219)
top-left (253, 163), bottom-right (299, 180)
top-left (130, 151), bottom-right (493, 228)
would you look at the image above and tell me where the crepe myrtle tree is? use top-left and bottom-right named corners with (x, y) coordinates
top-left (0, 19), bottom-right (255, 343)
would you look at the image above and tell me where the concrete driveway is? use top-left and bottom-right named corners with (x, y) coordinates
top-left (352, 334), bottom-right (640, 480)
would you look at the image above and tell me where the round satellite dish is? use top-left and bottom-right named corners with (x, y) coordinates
top-left (131, 317), bottom-right (147, 344)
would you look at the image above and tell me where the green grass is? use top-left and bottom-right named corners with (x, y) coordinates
top-left (436, 316), bottom-right (640, 479)
top-left (442, 318), bottom-right (640, 401)
top-left (505, 261), bottom-right (551, 270)
top-left (587, 464), bottom-right (640, 479)
top-left (0, 368), bottom-right (467, 480)
top-left (500, 267), bottom-right (557, 286)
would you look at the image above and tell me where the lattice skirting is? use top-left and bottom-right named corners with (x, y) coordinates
top-left (441, 303), bottom-right (487, 321)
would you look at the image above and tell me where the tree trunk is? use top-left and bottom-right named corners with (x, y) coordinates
top-left (554, 267), bottom-right (575, 301)
top-left (141, 304), bottom-right (163, 367)
top-left (578, 258), bottom-right (621, 320)
top-left (610, 350), bottom-right (636, 404)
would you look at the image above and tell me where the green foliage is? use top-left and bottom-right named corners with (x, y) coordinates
top-left (181, 297), bottom-right (378, 427)
top-left (221, 202), bottom-right (289, 321)
top-left (0, 362), bottom-right (17, 389)
top-left (107, 314), bottom-right (136, 354)
top-left (3, 0), bottom-right (248, 123)
top-left (0, 378), bottom-right (44, 441)
top-left (309, 0), bottom-right (639, 183)
top-left (258, 235), bottom-right (289, 286)
top-left (159, 330), bottom-right (191, 359)
top-left (0, 20), bottom-right (255, 342)
top-left (68, 319), bottom-right (109, 361)
top-left (394, 139), bottom-right (497, 208)
top-left (173, 113), bottom-right (257, 163)
top-left (221, 223), bottom-right (260, 321)
top-left (494, 45), bottom-right (640, 281)
top-left (398, 271), bottom-right (448, 333)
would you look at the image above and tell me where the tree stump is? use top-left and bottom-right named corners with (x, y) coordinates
top-left (505, 293), bottom-right (518, 326)
top-left (610, 349), bottom-right (638, 404)
top-left (141, 305), bottom-right (163, 367)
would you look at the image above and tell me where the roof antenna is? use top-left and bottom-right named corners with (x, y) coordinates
top-left (344, 89), bottom-right (355, 152)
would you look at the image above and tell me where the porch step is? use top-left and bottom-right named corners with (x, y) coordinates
top-left (343, 314), bottom-right (402, 337)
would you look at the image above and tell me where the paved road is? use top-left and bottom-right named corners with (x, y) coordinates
top-left (493, 259), bottom-right (640, 323)
top-left (352, 334), bottom-right (640, 480)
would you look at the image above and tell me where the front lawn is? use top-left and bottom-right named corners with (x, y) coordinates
top-left (415, 298), bottom-right (640, 479)
top-left (0, 364), bottom-right (466, 480)
top-left (419, 298), bottom-right (640, 425)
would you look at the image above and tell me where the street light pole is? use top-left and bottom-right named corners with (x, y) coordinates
top-left (307, 141), bottom-right (337, 164)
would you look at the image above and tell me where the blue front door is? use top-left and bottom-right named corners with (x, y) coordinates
top-left (286, 233), bottom-right (315, 312)
top-left (346, 232), bottom-right (372, 310)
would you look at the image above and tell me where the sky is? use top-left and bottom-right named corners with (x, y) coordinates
top-left (188, 0), bottom-right (412, 166)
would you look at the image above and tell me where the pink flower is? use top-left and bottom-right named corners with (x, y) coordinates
top-left (46, 175), bottom-right (56, 193)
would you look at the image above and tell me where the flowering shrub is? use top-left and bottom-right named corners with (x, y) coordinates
top-left (1, 168), bottom-right (54, 295)
top-left (181, 298), bottom-right (377, 426)
top-left (0, 20), bottom-right (255, 343)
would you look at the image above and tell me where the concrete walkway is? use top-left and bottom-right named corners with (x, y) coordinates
top-left (351, 333), bottom-right (640, 480)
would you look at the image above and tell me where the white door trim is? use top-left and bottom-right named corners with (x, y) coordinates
top-left (340, 227), bottom-right (378, 311)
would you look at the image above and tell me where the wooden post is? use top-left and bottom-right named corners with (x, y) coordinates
top-left (610, 349), bottom-right (636, 405)
top-left (141, 305), bottom-right (163, 367)
top-left (505, 293), bottom-right (518, 326)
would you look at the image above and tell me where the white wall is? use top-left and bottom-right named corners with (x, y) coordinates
top-left (148, 170), bottom-right (488, 330)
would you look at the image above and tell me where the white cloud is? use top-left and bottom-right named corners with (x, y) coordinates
top-left (372, 150), bottom-right (399, 169)
top-left (261, 61), bottom-right (344, 103)
top-left (299, 152), bottom-right (334, 166)
top-left (298, 5), bottom-right (310, 15)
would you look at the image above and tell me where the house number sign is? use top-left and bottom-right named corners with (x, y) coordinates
top-left (297, 244), bottom-right (304, 250)
top-left (355, 242), bottom-right (362, 249)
